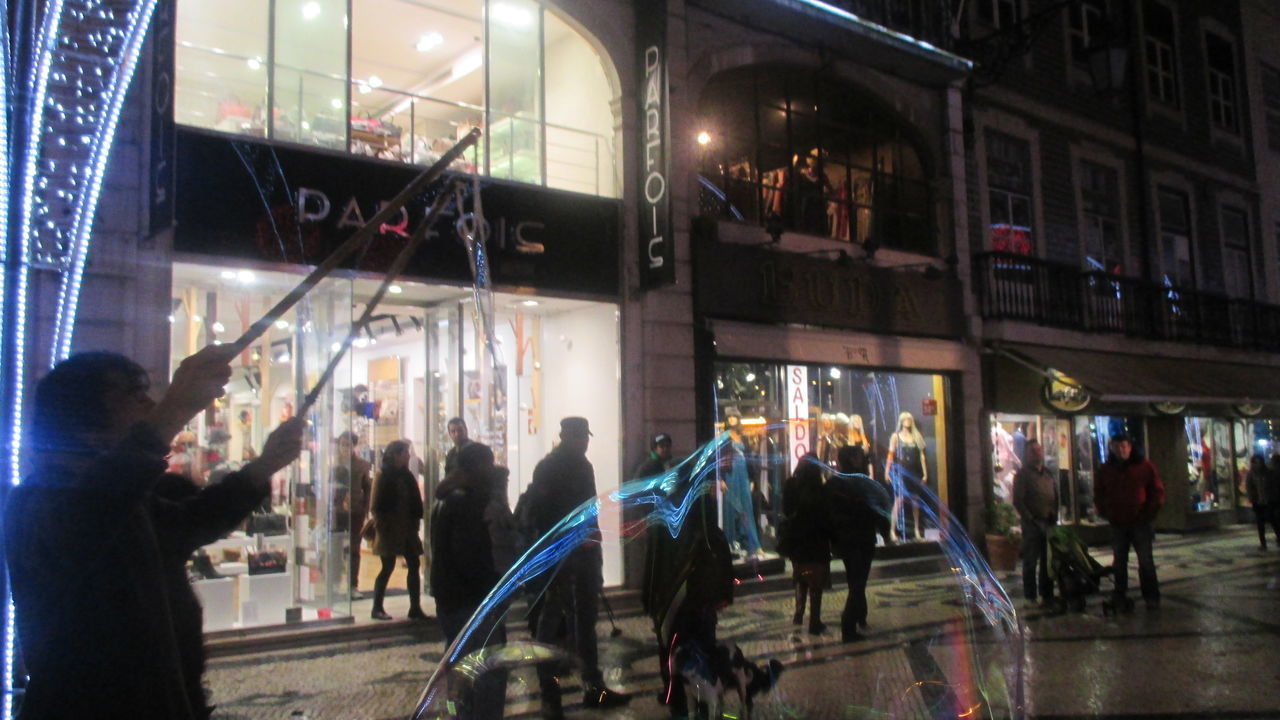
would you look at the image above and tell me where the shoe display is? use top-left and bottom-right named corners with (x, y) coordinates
top-left (582, 685), bottom-right (632, 709)
top-left (371, 608), bottom-right (392, 621)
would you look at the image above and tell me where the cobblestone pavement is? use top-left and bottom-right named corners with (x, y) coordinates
top-left (206, 528), bottom-right (1280, 719)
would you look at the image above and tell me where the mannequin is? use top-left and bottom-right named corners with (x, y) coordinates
top-left (992, 421), bottom-right (1019, 502)
top-left (722, 413), bottom-right (763, 559)
top-left (886, 411), bottom-right (929, 541)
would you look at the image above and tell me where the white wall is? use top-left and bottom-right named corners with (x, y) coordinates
top-left (543, 16), bottom-right (617, 196)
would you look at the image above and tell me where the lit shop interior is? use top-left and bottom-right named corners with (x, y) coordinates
top-left (712, 362), bottom-right (952, 550)
top-left (175, 0), bottom-right (617, 198)
top-left (170, 262), bottom-right (621, 629)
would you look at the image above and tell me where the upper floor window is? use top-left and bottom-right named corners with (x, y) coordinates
top-left (1068, 0), bottom-right (1108, 67)
top-left (978, 0), bottom-right (1021, 30)
top-left (1204, 32), bottom-right (1239, 134)
top-left (1143, 1), bottom-right (1180, 109)
top-left (697, 66), bottom-right (935, 256)
top-left (1080, 160), bottom-right (1122, 273)
top-left (986, 130), bottom-right (1034, 255)
top-left (1220, 207), bottom-right (1252, 299)
top-left (1157, 187), bottom-right (1194, 287)
top-left (175, 0), bottom-right (619, 198)
top-left (1261, 63), bottom-right (1280, 152)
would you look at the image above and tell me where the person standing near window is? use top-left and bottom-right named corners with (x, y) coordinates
top-left (1013, 440), bottom-right (1058, 605)
top-left (1094, 433), bottom-right (1165, 611)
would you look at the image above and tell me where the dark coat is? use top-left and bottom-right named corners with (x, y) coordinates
top-left (825, 474), bottom-right (889, 555)
top-left (429, 473), bottom-right (499, 614)
top-left (4, 423), bottom-right (268, 720)
top-left (370, 466), bottom-right (425, 557)
top-left (526, 446), bottom-right (598, 537)
top-left (781, 473), bottom-right (831, 564)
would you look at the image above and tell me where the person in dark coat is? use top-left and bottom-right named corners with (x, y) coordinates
top-left (1094, 433), bottom-right (1165, 610)
top-left (443, 416), bottom-right (475, 475)
top-left (782, 454), bottom-right (832, 634)
top-left (334, 430), bottom-right (372, 595)
top-left (430, 442), bottom-right (510, 719)
top-left (1247, 454), bottom-right (1279, 550)
top-left (828, 446), bottom-right (890, 642)
top-left (1013, 440), bottom-right (1058, 604)
top-left (369, 439), bottom-right (427, 621)
top-left (4, 348), bottom-right (303, 720)
top-left (524, 417), bottom-right (630, 718)
top-left (643, 486), bottom-right (734, 718)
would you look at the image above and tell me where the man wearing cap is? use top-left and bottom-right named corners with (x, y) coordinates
top-left (1094, 433), bottom-right (1165, 610)
top-left (633, 433), bottom-right (673, 479)
top-left (526, 417), bottom-right (631, 717)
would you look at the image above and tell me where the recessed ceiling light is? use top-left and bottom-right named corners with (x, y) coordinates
top-left (367, 75), bottom-right (383, 89)
top-left (246, 57), bottom-right (262, 70)
top-left (388, 285), bottom-right (403, 294)
top-left (301, 1), bottom-right (321, 20)
top-left (237, 270), bottom-right (255, 283)
top-left (212, 321), bottom-right (226, 333)
top-left (357, 83), bottom-right (371, 95)
top-left (492, 3), bottom-right (533, 28)
top-left (192, 315), bottom-right (202, 324)
top-left (353, 337), bottom-right (369, 348)
top-left (275, 319), bottom-right (290, 329)
top-left (415, 31), bottom-right (444, 52)
top-left (330, 97), bottom-right (343, 109)
top-left (220, 269), bottom-right (237, 280)
top-left (330, 342), bottom-right (342, 352)
top-left (520, 299), bottom-right (539, 307)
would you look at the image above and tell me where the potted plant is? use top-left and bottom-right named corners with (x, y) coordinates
top-left (984, 501), bottom-right (1022, 573)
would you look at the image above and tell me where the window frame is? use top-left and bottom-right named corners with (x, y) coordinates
top-left (1155, 183), bottom-right (1196, 289)
top-left (1262, 62), bottom-right (1280, 153)
top-left (1202, 28), bottom-right (1240, 136)
top-left (1075, 154), bottom-right (1127, 274)
top-left (1218, 203), bottom-right (1254, 300)
top-left (981, 124), bottom-right (1040, 256)
top-left (1142, 0), bottom-right (1182, 112)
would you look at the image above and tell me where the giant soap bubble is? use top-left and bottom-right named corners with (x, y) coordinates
top-left (413, 429), bottom-right (1024, 719)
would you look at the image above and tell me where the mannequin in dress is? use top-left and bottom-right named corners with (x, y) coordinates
top-left (886, 411), bottom-right (929, 541)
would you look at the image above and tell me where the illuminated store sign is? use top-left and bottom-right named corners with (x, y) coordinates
top-left (636, 0), bottom-right (673, 288)
top-left (786, 364), bottom-right (810, 473)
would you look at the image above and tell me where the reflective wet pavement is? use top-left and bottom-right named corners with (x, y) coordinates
top-left (205, 527), bottom-right (1280, 719)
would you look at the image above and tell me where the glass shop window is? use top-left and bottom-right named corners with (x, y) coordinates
top-left (1234, 418), bottom-right (1279, 509)
top-left (696, 66), bottom-right (935, 256)
top-left (1070, 415), bottom-right (1146, 526)
top-left (175, 0), bottom-right (619, 198)
top-left (990, 414), bottom-right (1074, 524)
top-left (712, 361), bottom-right (951, 552)
top-left (1185, 417), bottom-right (1234, 512)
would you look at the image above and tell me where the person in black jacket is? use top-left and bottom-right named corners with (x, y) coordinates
top-left (828, 446), bottom-right (890, 642)
top-left (782, 454), bottom-right (832, 635)
top-left (430, 442), bottom-right (508, 719)
top-left (633, 432), bottom-right (673, 479)
top-left (525, 417), bottom-right (631, 718)
top-left (369, 440), bottom-right (426, 621)
top-left (4, 348), bottom-right (303, 720)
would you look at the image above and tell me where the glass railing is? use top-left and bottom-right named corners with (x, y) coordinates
top-left (174, 44), bottom-right (618, 198)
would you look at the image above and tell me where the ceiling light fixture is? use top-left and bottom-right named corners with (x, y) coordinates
top-left (301, 1), bottom-right (321, 20)
top-left (237, 270), bottom-right (255, 283)
top-left (520, 299), bottom-right (539, 307)
top-left (388, 285), bottom-right (403, 294)
top-left (367, 75), bottom-right (383, 89)
top-left (492, 2), bottom-right (533, 28)
top-left (415, 32), bottom-right (443, 53)
top-left (220, 269), bottom-right (236, 280)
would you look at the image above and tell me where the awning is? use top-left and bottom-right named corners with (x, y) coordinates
top-left (996, 343), bottom-right (1280, 404)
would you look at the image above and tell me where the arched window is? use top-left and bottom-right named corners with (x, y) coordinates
top-left (698, 66), bottom-right (934, 255)
top-left (175, 0), bottom-right (619, 198)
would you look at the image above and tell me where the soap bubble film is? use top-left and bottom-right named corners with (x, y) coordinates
top-left (413, 428), bottom-right (1025, 719)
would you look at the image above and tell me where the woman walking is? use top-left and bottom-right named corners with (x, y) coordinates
top-left (782, 454), bottom-right (831, 635)
top-left (369, 440), bottom-right (427, 620)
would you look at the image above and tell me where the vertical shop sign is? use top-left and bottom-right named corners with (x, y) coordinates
top-left (147, 0), bottom-right (177, 236)
top-left (786, 364), bottom-right (809, 473)
top-left (637, 0), bottom-right (673, 288)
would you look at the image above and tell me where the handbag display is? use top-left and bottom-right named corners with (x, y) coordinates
top-left (248, 550), bottom-right (287, 575)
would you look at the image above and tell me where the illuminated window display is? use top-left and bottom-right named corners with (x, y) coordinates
top-left (1070, 415), bottom-right (1144, 526)
top-left (990, 414), bottom-right (1074, 524)
top-left (713, 362), bottom-right (951, 548)
top-left (1233, 419), bottom-right (1280, 509)
top-left (1185, 417), bottom-right (1234, 512)
top-left (171, 262), bottom-right (622, 630)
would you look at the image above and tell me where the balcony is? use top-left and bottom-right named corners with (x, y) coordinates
top-left (974, 252), bottom-right (1280, 353)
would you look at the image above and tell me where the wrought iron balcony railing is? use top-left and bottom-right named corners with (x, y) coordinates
top-left (974, 252), bottom-right (1280, 352)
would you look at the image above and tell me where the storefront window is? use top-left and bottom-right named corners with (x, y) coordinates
top-left (990, 414), bottom-right (1073, 523)
top-left (171, 263), bottom-right (354, 630)
top-left (697, 66), bottom-right (935, 255)
top-left (1185, 417), bottom-right (1234, 512)
top-left (171, 263), bottom-right (624, 630)
top-left (712, 361), bottom-right (950, 549)
top-left (175, 0), bottom-right (618, 198)
top-left (1069, 415), bottom-right (1145, 526)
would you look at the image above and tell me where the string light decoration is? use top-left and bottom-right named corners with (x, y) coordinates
top-left (2, 1), bottom-right (162, 717)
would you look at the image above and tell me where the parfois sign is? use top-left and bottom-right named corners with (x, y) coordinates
top-left (637, 0), bottom-right (673, 288)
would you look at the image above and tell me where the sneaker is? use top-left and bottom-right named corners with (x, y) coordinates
top-left (371, 608), bottom-right (392, 621)
top-left (582, 685), bottom-right (632, 709)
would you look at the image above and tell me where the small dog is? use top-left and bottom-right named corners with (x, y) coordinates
top-left (675, 639), bottom-right (784, 718)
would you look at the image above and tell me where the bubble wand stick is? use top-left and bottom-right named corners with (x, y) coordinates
top-left (227, 127), bottom-right (482, 355)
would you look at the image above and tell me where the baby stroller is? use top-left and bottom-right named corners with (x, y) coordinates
top-left (1047, 526), bottom-right (1111, 613)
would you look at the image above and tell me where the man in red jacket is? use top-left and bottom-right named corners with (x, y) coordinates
top-left (1093, 433), bottom-right (1165, 610)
